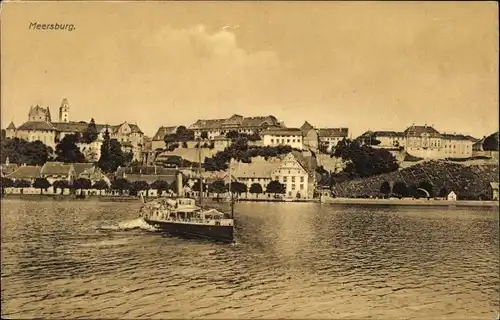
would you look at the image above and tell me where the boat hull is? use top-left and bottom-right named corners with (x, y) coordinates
top-left (144, 219), bottom-right (234, 243)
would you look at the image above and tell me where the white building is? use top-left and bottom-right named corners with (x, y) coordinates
top-left (232, 157), bottom-right (281, 191)
top-left (271, 153), bottom-right (314, 199)
top-left (261, 128), bottom-right (304, 150)
top-left (362, 125), bottom-right (476, 160)
top-left (447, 191), bottom-right (457, 201)
top-left (189, 114), bottom-right (283, 139)
top-left (5, 98), bottom-right (145, 161)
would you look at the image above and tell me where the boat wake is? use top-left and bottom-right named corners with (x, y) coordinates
top-left (97, 218), bottom-right (159, 232)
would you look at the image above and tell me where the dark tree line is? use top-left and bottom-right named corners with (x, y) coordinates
top-left (332, 138), bottom-right (399, 179)
top-left (204, 137), bottom-right (293, 171)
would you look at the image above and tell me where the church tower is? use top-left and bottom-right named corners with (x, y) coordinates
top-left (59, 98), bottom-right (69, 123)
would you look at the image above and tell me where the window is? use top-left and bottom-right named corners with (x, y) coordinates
top-left (300, 177), bottom-right (304, 183)
top-left (292, 184), bottom-right (295, 190)
top-left (291, 176), bottom-right (295, 182)
top-left (287, 139), bottom-right (290, 143)
top-left (300, 184), bottom-right (304, 190)
top-left (271, 139), bottom-right (274, 143)
top-left (292, 139), bottom-right (295, 143)
top-left (275, 176), bottom-right (279, 180)
top-left (283, 177), bottom-right (288, 183)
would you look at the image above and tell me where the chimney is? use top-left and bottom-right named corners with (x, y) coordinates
top-left (176, 171), bottom-right (183, 197)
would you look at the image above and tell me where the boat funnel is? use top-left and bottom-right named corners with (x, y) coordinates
top-left (177, 171), bottom-right (183, 197)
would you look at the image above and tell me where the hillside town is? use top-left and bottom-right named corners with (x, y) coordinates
top-left (1, 98), bottom-right (499, 201)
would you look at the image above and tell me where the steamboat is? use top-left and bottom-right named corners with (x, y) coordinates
top-left (138, 143), bottom-right (235, 243)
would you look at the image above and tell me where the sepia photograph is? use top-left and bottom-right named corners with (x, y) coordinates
top-left (0, 1), bottom-right (498, 319)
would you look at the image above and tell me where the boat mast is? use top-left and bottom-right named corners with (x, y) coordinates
top-left (229, 158), bottom-right (234, 219)
top-left (198, 137), bottom-right (203, 207)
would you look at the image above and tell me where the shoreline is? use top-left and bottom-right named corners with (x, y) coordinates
top-left (322, 197), bottom-right (499, 208)
top-left (1, 194), bottom-right (498, 207)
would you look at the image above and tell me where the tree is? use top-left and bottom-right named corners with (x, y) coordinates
top-left (482, 132), bottom-right (499, 151)
top-left (123, 151), bottom-right (134, 166)
top-left (130, 180), bottom-right (149, 196)
top-left (332, 139), bottom-right (399, 178)
top-left (150, 180), bottom-right (171, 196)
top-left (92, 179), bottom-right (109, 195)
top-left (379, 181), bottom-right (391, 197)
top-left (55, 133), bottom-right (86, 163)
top-left (111, 178), bottom-right (130, 195)
top-left (208, 180), bottom-right (227, 197)
top-left (73, 178), bottom-right (92, 194)
top-left (1, 138), bottom-right (52, 165)
top-left (98, 133), bottom-right (125, 173)
top-left (33, 178), bottom-right (51, 194)
top-left (249, 183), bottom-right (263, 198)
top-left (1, 129), bottom-right (6, 140)
top-left (52, 180), bottom-right (70, 195)
top-left (200, 131), bottom-right (209, 140)
top-left (438, 187), bottom-right (449, 198)
top-left (191, 179), bottom-right (208, 193)
top-left (0, 177), bottom-right (14, 195)
top-left (82, 118), bottom-right (98, 144)
top-left (226, 130), bottom-right (240, 140)
top-left (227, 181), bottom-right (247, 196)
top-left (266, 180), bottom-right (286, 195)
top-left (13, 179), bottom-right (31, 188)
top-left (392, 181), bottom-right (409, 197)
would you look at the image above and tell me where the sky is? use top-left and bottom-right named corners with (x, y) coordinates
top-left (1, 1), bottom-right (498, 138)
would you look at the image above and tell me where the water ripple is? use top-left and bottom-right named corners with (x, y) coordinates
top-left (1, 199), bottom-right (498, 319)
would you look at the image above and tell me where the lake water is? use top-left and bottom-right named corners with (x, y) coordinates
top-left (1, 198), bottom-right (498, 319)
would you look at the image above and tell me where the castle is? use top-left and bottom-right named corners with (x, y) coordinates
top-left (5, 98), bottom-right (145, 161)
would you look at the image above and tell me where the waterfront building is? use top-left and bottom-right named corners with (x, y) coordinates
top-left (271, 152), bottom-right (315, 199)
top-left (5, 98), bottom-right (145, 161)
top-left (189, 114), bottom-right (283, 139)
top-left (447, 191), bottom-right (457, 201)
top-left (40, 162), bottom-right (76, 184)
top-left (6, 165), bottom-right (42, 184)
top-left (232, 157), bottom-right (281, 191)
top-left (490, 182), bottom-right (499, 201)
top-left (261, 128), bottom-right (304, 149)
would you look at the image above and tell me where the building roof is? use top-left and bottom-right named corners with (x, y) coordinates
top-left (41, 162), bottom-right (74, 175)
top-left (16, 121), bottom-right (56, 131)
top-left (373, 131), bottom-right (405, 137)
top-left (317, 128), bottom-right (349, 138)
top-left (116, 166), bottom-right (176, 177)
top-left (290, 151), bottom-right (316, 180)
top-left (1, 164), bottom-right (19, 176)
top-left (261, 127), bottom-right (302, 136)
top-left (72, 163), bottom-right (95, 176)
top-left (300, 121), bottom-right (315, 132)
top-left (126, 174), bottom-right (176, 184)
top-left (51, 121), bottom-right (89, 132)
top-left (233, 157), bottom-right (281, 179)
top-left (7, 165), bottom-right (42, 179)
top-left (7, 122), bottom-right (16, 130)
top-left (404, 125), bottom-right (441, 137)
top-left (441, 133), bottom-right (474, 141)
top-left (189, 114), bottom-right (281, 130)
top-left (152, 126), bottom-right (178, 141)
top-left (490, 182), bottom-right (499, 189)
